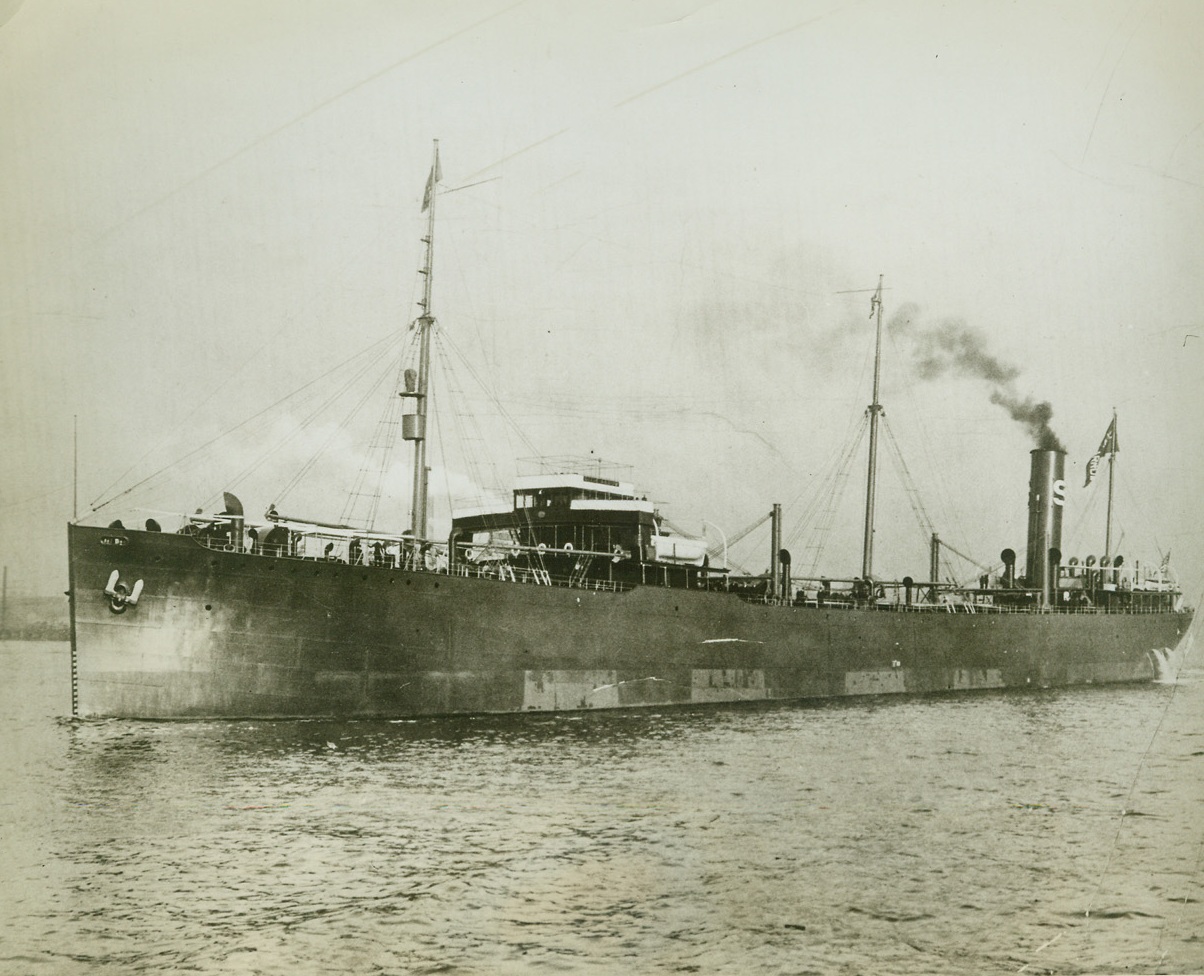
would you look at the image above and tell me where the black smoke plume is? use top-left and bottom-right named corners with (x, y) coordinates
top-left (889, 307), bottom-right (1066, 453)
top-left (988, 390), bottom-right (1066, 453)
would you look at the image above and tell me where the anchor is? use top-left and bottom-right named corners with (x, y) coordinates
top-left (104, 570), bottom-right (144, 614)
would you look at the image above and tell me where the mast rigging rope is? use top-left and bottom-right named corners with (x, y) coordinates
top-left (91, 329), bottom-right (402, 514)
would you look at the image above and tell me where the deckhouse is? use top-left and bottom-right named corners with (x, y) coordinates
top-left (450, 469), bottom-right (710, 588)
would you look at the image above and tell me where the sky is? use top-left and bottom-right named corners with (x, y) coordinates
top-left (1, 0), bottom-right (1201, 601)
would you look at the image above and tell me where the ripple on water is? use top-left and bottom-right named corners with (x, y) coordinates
top-left (1, 643), bottom-right (1203, 974)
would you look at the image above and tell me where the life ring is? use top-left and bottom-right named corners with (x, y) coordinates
top-left (563, 543), bottom-right (574, 554)
top-left (537, 543), bottom-right (547, 554)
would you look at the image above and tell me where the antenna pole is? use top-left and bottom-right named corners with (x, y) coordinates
top-left (409, 140), bottom-right (440, 541)
top-left (73, 415), bottom-right (78, 523)
top-left (861, 274), bottom-right (885, 581)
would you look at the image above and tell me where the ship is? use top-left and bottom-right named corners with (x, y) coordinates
top-left (66, 144), bottom-right (1194, 719)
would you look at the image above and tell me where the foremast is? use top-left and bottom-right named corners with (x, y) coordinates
top-left (403, 140), bottom-right (442, 541)
top-left (861, 274), bottom-right (885, 581)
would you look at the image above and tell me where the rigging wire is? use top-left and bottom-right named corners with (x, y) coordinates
top-left (1068, 456), bottom-right (1169, 573)
top-left (437, 327), bottom-right (541, 458)
top-left (90, 216), bottom-right (408, 510)
top-left (0, 482), bottom-right (72, 513)
top-left (779, 406), bottom-right (868, 555)
top-left (883, 324), bottom-right (979, 573)
top-left (431, 329), bottom-right (506, 508)
top-left (269, 338), bottom-right (406, 510)
top-left (769, 304), bottom-right (879, 576)
top-left (708, 510), bottom-right (773, 575)
top-left (90, 329), bottom-right (402, 514)
top-left (878, 412), bottom-right (992, 583)
top-left (1065, 477), bottom-right (1106, 558)
top-left (794, 413), bottom-right (869, 578)
top-left (1078, 660), bottom-right (1188, 948)
top-left (327, 370), bottom-right (406, 527)
top-left (1120, 474), bottom-right (1168, 561)
top-left (428, 363), bottom-right (454, 533)
top-left (711, 511), bottom-right (773, 554)
top-left (364, 380), bottom-right (406, 531)
top-left (880, 414), bottom-right (936, 541)
top-left (448, 186), bottom-right (844, 318)
top-left (1156, 707), bottom-right (1204, 967)
top-left (339, 336), bottom-right (413, 529)
top-left (935, 539), bottom-right (996, 577)
top-left (214, 349), bottom-right (399, 518)
top-left (93, 1), bottom-right (527, 244)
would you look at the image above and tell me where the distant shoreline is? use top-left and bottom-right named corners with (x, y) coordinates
top-left (2, 595), bottom-right (69, 641)
top-left (0, 626), bottom-right (70, 641)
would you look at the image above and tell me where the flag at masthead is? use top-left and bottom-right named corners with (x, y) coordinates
top-left (422, 146), bottom-right (442, 213)
top-left (1083, 414), bottom-right (1118, 487)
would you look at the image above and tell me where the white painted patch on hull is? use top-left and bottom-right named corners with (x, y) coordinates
top-left (523, 670), bottom-right (620, 710)
top-left (845, 670), bottom-right (907, 695)
top-left (690, 668), bottom-right (768, 703)
top-left (951, 668), bottom-right (1005, 690)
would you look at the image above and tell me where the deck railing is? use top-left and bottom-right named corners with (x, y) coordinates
top-left (733, 594), bottom-right (1178, 615)
top-left (190, 532), bottom-right (1182, 614)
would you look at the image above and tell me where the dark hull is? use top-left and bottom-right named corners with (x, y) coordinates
top-left (68, 524), bottom-right (1194, 719)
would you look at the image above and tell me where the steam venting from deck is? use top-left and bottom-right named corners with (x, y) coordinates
top-left (890, 306), bottom-right (1066, 453)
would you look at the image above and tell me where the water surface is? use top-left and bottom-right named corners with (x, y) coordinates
top-left (2, 641), bottom-right (1201, 974)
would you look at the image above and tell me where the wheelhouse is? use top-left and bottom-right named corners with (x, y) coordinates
top-left (450, 472), bottom-right (712, 588)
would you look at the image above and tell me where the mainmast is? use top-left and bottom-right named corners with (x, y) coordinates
top-left (1104, 409), bottom-right (1118, 560)
top-left (403, 140), bottom-right (441, 541)
top-left (1084, 410), bottom-right (1119, 562)
top-left (861, 274), bottom-right (885, 580)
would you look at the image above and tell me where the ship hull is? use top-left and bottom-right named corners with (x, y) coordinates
top-left (68, 524), bottom-right (1193, 719)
